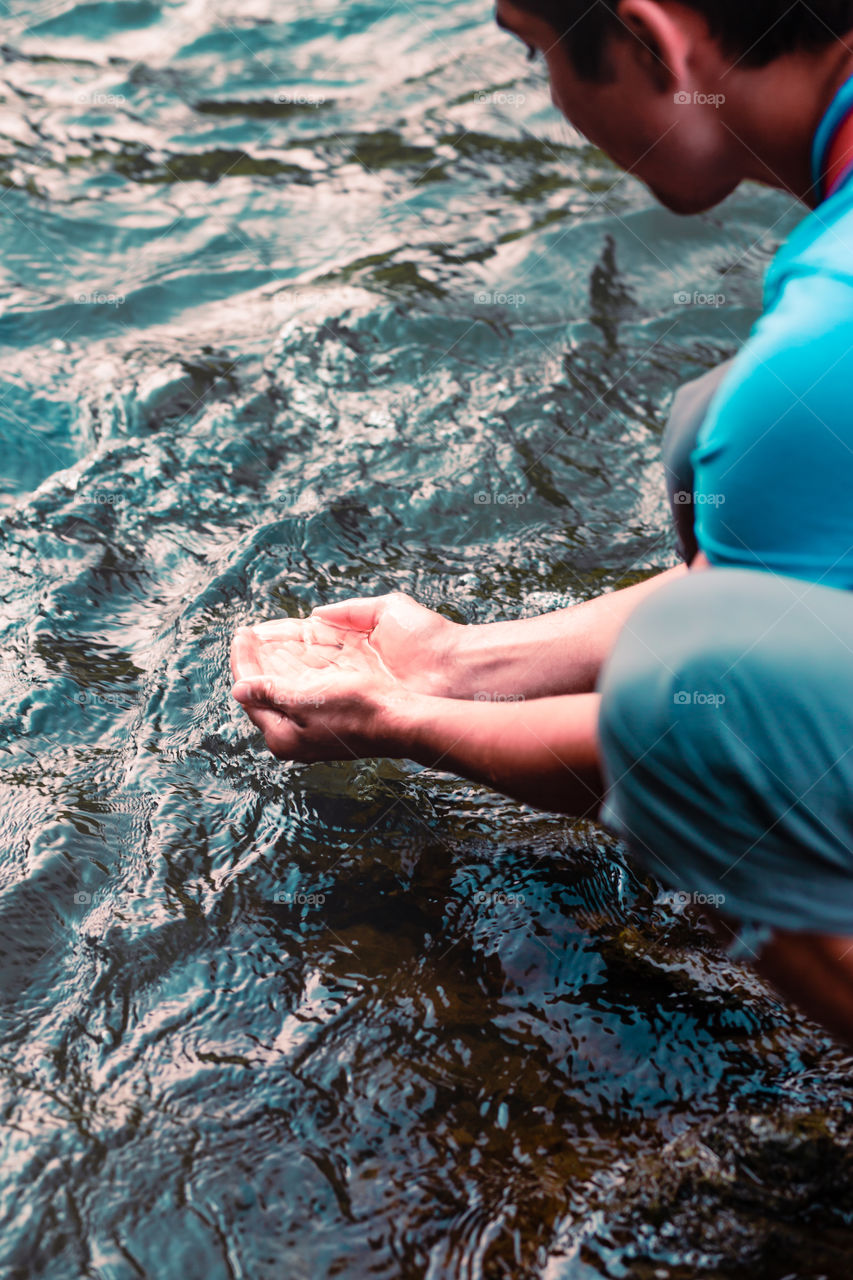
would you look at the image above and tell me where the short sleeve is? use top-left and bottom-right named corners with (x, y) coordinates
top-left (691, 271), bottom-right (853, 588)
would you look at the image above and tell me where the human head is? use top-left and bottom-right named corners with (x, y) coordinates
top-left (495, 0), bottom-right (853, 212)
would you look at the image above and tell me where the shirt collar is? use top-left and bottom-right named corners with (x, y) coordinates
top-left (811, 71), bottom-right (853, 203)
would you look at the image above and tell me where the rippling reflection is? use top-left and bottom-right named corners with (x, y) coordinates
top-left (1, 1), bottom-right (850, 1277)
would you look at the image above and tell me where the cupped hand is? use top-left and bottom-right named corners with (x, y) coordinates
top-left (230, 614), bottom-right (413, 762)
top-left (309, 592), bottom-right (460, 697)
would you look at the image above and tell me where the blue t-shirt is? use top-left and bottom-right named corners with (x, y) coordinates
top-left (691, 76), bottom-right (853, 588)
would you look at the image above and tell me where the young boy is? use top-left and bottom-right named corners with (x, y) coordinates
top-left (233, 0), bottom-right (853, 1045)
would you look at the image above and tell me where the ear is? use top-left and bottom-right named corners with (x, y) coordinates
top-left (614, 0), bottom-right (691, 92)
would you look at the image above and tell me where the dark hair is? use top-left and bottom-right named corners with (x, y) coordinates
top-left (514, 0), bottom-right (853, 79)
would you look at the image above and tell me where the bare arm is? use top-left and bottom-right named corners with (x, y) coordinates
top-left (446, 564), bottom-right (688, 698)
top-left (402, 690), bottom-right (602, 816)
top-left (310, 563), bottom-right (689, 701)
top-left (231, 566), bottom-right (690, 813)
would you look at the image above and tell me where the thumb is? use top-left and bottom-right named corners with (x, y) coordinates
top-left (311, 595), bottom-right (387, 632)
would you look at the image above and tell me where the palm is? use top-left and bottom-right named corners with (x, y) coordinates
top-left (316, 594), bottom-right (454, 695)
top-left (230, 616), bottom-right (406, 762)
top-left (231, 616), bottom-right (396, 690)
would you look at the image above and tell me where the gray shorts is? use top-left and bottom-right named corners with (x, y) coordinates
top-left (598, 369), bottom-right (853, 942)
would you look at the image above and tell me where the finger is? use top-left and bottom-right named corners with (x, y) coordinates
top-left (252, 639), bottom-right (343, 680)
top-left (231, 626), bottom-right (263, 683)
top-left (233, 675), bottom-right (332, 712)
top-left (304, 617), bottom-right (347, 647)
top-left (251, 618), bottom-right (309, 642)
top-left (284, 645), bottom-right (338, 671)
top-left (255, 635), bottom-right (339, 670)
top-left (251, 637), bottom-right (313, 677)
top-left (310, 596), bottom-right (388, 632)
top-left (234, 685), bottom-right (329, 762)
top-left (232, 677), bottom-right (291, 711)
top-left (239, 699), bottom-right (288, 741)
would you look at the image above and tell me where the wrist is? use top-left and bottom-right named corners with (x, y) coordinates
top-left (441, 621), bottom-right (507, 700)
top-left (421, 619), bottom-right (468, 699)
top-left (379, 688), bottom-right (443, 764)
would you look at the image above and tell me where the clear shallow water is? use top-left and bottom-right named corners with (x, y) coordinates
top-left (1, 2), bottom-right (853, 1276)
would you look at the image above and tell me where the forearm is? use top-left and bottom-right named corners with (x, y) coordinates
top-left (446, 564), bottom-right (687, 699)
top-left (395, 690), bottom-right (602, 817)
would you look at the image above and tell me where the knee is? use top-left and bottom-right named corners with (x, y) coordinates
top-left (597, 568), bottom-right (853, 936)
top-left (595, 574), bottom-right (749, 894)
top-left (598, 572), bottom-right (731, 765)
top-left (596, 569), bottom-right (768, 835)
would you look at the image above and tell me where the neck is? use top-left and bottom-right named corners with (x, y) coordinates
top-left (718, 41), bottom-right (853, 208)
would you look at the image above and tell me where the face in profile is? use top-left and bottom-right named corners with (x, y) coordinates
top-left (495, 0), bottom-right (741, 214)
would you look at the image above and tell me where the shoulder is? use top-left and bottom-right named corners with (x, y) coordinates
top-left (698, 266), bottom-right (853, 450)
top-left (765, 184), bottom-right (853, 304)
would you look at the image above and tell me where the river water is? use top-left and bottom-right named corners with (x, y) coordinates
top-left (1, 1), bottom-right (852, 1277)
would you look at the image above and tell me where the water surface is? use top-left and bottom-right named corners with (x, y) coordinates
top-left (1, 2), bottom-right (852, 1277)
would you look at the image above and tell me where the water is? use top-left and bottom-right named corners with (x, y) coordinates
top-left (1, 2), bottom-right (852, 1276)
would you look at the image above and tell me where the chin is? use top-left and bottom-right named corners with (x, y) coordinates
top-left (649, 179), bottom-right (739, 216)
